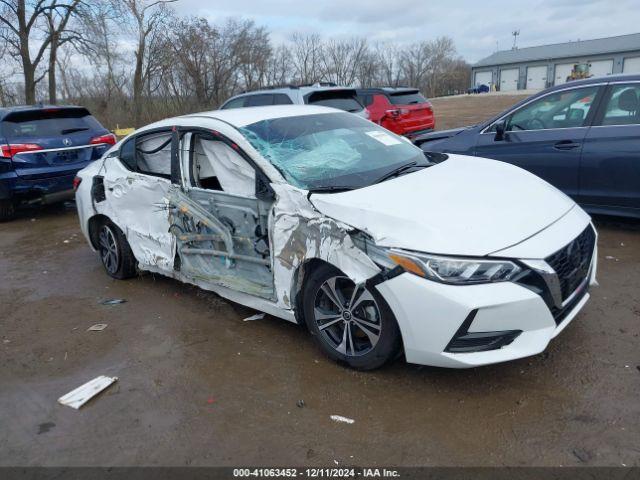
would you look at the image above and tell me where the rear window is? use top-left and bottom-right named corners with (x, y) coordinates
top-left (2, 108), bottom-right (104, 138)
top-left (246, 94), bottom-right (274, 107)
top-left (306, 91), bottom-right (363, 112)
top-left (388, 91), bottom-right (428, 105)
top-left (221, 97), bottom-right (247, 109)
top-left (273, 93), bottom-right (293, 105)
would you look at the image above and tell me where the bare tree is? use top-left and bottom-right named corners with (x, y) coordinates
top-left (0, 0), bottom-right (57, 103)
top-left (77, 1), bottom-right (127, 102)
top-left (290, 32), bottom-right (324, 84)
top-left (234, 20), bottom-right (271, 91)
top-left (117, 0), bottom-right (175, 127)
top-left (322, 37), bottom-right (368, 86)
top-left (43, 0), bottom-right (81, 103)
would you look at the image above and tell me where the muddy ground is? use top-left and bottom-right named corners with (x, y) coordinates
top-left (1, 95), bottom-right (639, 467)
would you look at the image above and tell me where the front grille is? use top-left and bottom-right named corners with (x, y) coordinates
top-left (545, 225), bottom-right (596, 301)
top-left (550, 286), bottom-right (588, 325)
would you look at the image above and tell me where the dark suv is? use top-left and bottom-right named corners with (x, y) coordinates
top-left (0, 105), bottom-right (115, 220)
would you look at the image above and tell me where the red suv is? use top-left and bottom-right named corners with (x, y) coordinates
top-left (356, 88), bottom-right (435, 138)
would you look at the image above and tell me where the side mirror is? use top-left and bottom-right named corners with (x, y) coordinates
top-left (494, 120), bottom-right (507, 142)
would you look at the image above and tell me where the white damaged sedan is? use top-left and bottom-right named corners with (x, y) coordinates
top-left (75, 105), bottom-right (597, 369)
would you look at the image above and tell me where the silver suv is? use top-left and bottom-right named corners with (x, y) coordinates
top-left (220, 83), bottom-right (369, 119)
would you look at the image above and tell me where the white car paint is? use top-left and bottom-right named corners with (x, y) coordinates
top-left (76, 105), bottom-right (597, 368)
top-left (309, 155), bottom-right (575, 256)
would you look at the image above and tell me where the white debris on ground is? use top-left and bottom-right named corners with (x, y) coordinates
top-left (243, 313), bottom-right (266, 322)
top-left (58, 375), bottom-right (118, 409)
top-left (605, 256), bottom-right (619, 261)
top-left (330, 415), bottom-right (355, 424)
top-left (87, 324), bottom-right (108, 331)
top-left (100, 299), bottom-right (127, 305)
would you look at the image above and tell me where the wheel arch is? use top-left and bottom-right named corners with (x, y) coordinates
top-left (289, 257), bottom-right (342, 327)
top-left (87, 214), bottom-right (113, 250)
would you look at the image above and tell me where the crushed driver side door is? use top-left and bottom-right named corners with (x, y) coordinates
top-left (167, 127), bottom-right (275, 300)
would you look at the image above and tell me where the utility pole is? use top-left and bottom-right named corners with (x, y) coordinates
top-left (512, 30), bottom-right (520, 50)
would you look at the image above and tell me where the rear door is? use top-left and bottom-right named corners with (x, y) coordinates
top-left (169, 127), bottom-right (275, 299)
top-left (475, 85), bottom-right (603, 199)
top-left (578, 82), bottom-right (640, 212)
top-left (102, 128), bottom-right (175, 271)
top-left (1, 108), bottom-right (111, 179)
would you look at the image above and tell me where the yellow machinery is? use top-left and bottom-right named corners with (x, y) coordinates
top-left (566, 63), bottom-right (591, 82)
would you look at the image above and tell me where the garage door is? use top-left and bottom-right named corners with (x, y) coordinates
top-left (526, 66), bottom-right (547, 90)
top-left (589, 59), bottom-right (613, 78)
top-left (500, 68), bottom-right (519, 91)
top-left (474, 71), bottom-right (492, 87)
top-left (554, 63), bottom-right (574, 85)
top-left (623, 56), bottom-right (640, 73)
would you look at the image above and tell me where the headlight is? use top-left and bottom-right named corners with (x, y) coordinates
top-left (351, 233), bottom-right (522, 285)
top-left (379, 248), bottom-right (521, 285)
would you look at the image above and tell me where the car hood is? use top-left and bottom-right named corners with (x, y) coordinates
top-left (309, 154), bottom-right (575, 257)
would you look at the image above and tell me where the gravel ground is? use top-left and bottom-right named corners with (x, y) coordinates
top-left (1, 95), bottom-right (639, 467)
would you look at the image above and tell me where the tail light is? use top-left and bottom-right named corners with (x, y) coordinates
top-left (385, 109), bottom-right (409, 118)
top-left (424, 101), bottom-right (433, 113)
top-left (90, 133), bottom-right (117, 146)
top-left (73, 176), bottom-right (82, 192)
top-left (1, 143), bottom-right (43, 159)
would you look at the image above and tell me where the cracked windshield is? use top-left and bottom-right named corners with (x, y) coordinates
top-left (240, 112), bottom-right (425, 190)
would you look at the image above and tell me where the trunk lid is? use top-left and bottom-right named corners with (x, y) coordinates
top-left (1, 107), bottom-right (111, 179)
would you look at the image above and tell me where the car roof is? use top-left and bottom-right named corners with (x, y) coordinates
top-left (0, 104), bottom-right (87, 120)
top-left (477, 73), bottom-right (640, 129)
top-left (230, 85), bottom-right (357, 99)
top-left (147, 105), bottom-right (341, 131)
top-left (357, 87), bottom-right (420, 94)
top-left (545, 73), bottom-right (640, 92)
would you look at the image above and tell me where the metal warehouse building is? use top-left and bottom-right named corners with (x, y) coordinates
top-left (472, 33), bottom-right (640, 91)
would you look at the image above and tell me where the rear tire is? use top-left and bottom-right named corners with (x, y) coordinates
top-left (97, 220), bottom-right (137, 279)
top-left (0, 199), bottom-right (15, 222)
top-left (302, 263), bottom-right (401, 370)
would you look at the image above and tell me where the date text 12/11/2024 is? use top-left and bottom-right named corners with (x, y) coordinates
top-left (232, 468), bottom-right (401, 478)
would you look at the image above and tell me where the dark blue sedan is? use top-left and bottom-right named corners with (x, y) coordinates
top-left (0, 105), bottom-right (115, 220)
top-left (417, 74), bottom-right (640, 219)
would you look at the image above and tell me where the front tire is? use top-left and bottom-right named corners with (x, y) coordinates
top-left (97, 221), bottom-right (137, 279)
top-left (303, 264), bottom-right (401, 370)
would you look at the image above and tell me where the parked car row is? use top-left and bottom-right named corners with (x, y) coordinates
top-left (222, 82), bottom-right (436, 138)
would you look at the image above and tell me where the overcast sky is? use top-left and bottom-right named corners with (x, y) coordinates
top-left (178, 0), bottom-right (640, 63)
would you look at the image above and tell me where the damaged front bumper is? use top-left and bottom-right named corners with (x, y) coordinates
top-left (375, 268), bottom-right (594, 368)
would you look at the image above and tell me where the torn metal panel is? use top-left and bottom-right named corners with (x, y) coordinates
top-left (144, 263), bottom-right (295, 323)
top-left (97, 157), bottom-right (175, 270)
top-left (168, 186), bottom-right (274, 300)
top-left (269, 184), bottom-right (380, 310)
